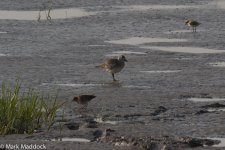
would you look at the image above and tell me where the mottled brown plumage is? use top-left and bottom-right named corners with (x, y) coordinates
top-left (72, 95), bottom-right (96, 105)
top-left (185, 20), bottom-right (200, 32)
top-left (96, 55), bottom-right (127, 81)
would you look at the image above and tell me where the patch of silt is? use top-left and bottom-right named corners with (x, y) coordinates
top-left (94, 129), bottom-right (220, 150)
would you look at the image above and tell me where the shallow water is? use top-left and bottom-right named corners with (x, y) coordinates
top-left (141, 46), bottom-right (225, 54)
top-left (106, 37), bottom-right (187, 46)
top-left (1, 0), bottom-right (225, 149)
top-left (212, 0), bottom-right (225, 9)
top-left (56, 83), bottom-right (103, 87)
top-left (51, 138), bottom-right (90, 142)
top-left (187, 98), bottom-right (225, 102)
top-left (140, 70), bottom-right (181, 73)
top-left (207, 108), bottom-right (225, 112)
top-left (209, 62), bottom-right (225, 67)
top-left (94, 117), bottom-right (118, 125)
top-left (0, 8), bottom-right (96, 20)
top-left (115, 5), bottom-right (200, 11)
top-left (0, 54), bottom-right (7, 56)
top-left (106, 51), bottom-right (147, 57)
top-left (164, 30), bottom-right (205, 34)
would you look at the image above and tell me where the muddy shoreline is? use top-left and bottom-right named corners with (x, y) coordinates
top-left (1, 0), bottom-right (225, 149)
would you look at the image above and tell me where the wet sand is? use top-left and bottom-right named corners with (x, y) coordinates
top-left (0, 0), bottom-right (225, 149)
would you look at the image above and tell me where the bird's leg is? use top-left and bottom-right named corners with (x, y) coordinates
top-left (112, 73), bottom-right (116, 81)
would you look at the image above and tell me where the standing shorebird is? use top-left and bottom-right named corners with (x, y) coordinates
top-left (72, 95), bottom-right (96, 108)
top-left (96, 55), bottom-right (127, 81)
top-left (185, 20), bottom-right (200, 32)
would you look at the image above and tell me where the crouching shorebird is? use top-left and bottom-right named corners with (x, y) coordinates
top-left (185, 19), bottom-right (200, 32)
top-left (72, 95), bottom-right (96, 108)
top-left (96, 55), bottom-right (127, 81)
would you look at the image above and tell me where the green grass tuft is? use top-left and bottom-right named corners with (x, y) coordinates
top-left (0, 81), bottom-right (62, 135)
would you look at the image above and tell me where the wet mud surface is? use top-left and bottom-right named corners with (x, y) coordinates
top-left (1, 0), bottom-right (225, 149)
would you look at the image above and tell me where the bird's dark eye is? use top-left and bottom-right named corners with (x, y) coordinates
top-left (122, 55), bottom-right (125, 58)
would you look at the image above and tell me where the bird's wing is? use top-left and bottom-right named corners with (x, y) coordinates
top-left (191, 21), bottom-right (200, 26)
top-left (105, 59), bottom-right (119, 70)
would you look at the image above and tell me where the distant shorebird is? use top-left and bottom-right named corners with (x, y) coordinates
top-left (72, 95), bottom-right (96, 107)
top-left (96, 55), bottom-right (127, 81)
top-left (185, 20), bottom-right (200, 32)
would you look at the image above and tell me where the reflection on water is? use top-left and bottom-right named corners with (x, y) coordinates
top-left (187, 98), bottom-right (225, 102)
top-left (141, 46), bottom-right (225, 54)
top-left (50, 137), bottom-right (90, 142)
top-left (106, 37), bottom-right (187, 46)
top-left (0, 8), bottom-right (97, 20)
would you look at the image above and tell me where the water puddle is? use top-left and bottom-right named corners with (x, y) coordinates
top-left (187, 98), bottom-right (225, 102)
top-left (217, 0), bottom-right (225, 9)
top-left (106, 51), bottom-right (147, 56)
top-left (207, 108), bottom-right (225, 112)
top-left (88, 45), bottom-right (106, 47)
top-left (55, 83), bottom-right (102, 87)
top-left (140, 70), bottom-right (181, 73)
top-left (50, 138), bottom-right (90, 142)
top-left (0, 8), bottom-right (97, 20)
top-left (115, 5), bottom-right (200, 11)
top-left (207, 138), bottom-right (225, 147)
top-left (164, 30), bottom-right (204, 34)
top-left (209, 62), bottom-right (225, 67)
top-left (0, 54), bottom-right (8, 56)
top-left (106, 37), bottom-right (187, 46)
top-left (123, 85), bottom-right (151, 89)
top-left (94, 117), bottom-right (119, 125)
top-left (210, 0), bottom-right (225, 9)
top-left (141, 46), bottom-right (225, 54)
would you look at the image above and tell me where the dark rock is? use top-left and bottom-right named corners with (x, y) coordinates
top-left (93, 129), bottom-right (103, 141)
top-left (85, 120), bottom-right (98, 128)
top-left (201, 103), bottom-right (225, 108)
top-left (199, 93), bottom-right (212, 98)
top-left (146, 143), bottom-right (160, 150)
top-left (65, 122), bottom-right (79, 130)
top-left (179, 94), bottom-right (193, 99)
top-left (195, 110), bottom-right (209, 115)
top-left (102, 128), bottom-right (116, 137)
top-left (180, 137), bottom-right (219, 148)
top-left (188, 138), bottom-right (204, 147)
top-left (151, 106), bottom-right (167, 116)
top-left (124, 113), bottom-right (143, 119)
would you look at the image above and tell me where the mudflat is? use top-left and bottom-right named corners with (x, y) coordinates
top-left (0, 0), bottom-right (225, 149)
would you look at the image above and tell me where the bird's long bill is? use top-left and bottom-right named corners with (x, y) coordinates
top-left (124, 58), bottom-right (128, 62)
